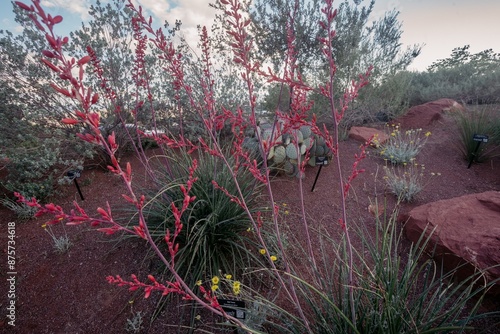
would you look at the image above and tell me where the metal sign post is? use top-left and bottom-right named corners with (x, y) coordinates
top-left (467, 134), bottom-right (488, 169)
top-left (67, 170), bottom-right (84, 200)
top-left (311, 156), bottom-right (329, 192)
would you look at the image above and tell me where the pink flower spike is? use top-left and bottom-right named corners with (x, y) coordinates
top-left (15, 1), bottom-right (32, 11)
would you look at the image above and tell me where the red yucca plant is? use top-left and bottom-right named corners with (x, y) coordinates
top-left (15, 0), bottom-right (373, 331)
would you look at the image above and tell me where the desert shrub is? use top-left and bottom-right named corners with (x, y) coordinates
top-left (454, 107), bottom-right (500, 163)
top-left (383, 162), bottom-right (438, 202)
top-left (374, 125), bottom-right (431, 165)
top-left (2, 135), bottom-right (63, 199)
top-left (143, 148), bottom-right (264, 284)
top-left (406, 46), bottom-right (500, 106)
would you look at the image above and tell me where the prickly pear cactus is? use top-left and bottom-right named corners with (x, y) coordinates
top-left (242, 123), bottom-right (332, 178)
top-left (285, 143), bottom-right (298, 160)
top-left (274, 146), bottom-right (286, 164)
top-left (299, 125), bottom-right (312, 139)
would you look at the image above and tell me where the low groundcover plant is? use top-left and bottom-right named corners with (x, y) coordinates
top-left (383, 160), bottom-right (440, 202)
top-left (375, 124), bottom-right (431, 165)
top-left (13, 0), bottom-right (499, 332)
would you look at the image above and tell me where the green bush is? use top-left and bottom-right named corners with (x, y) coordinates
top-left (405, 46), bottom-right (500, 106)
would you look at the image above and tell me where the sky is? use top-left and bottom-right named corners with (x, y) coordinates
top-left (0, 0), bottom-right (499, 72)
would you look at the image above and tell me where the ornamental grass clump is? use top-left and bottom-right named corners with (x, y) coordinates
top-left (287, 202), bottom-right (496, 334)
top-left (375, 124), bottom-right (431, 165)
top-left (453, 107), bottom-right (500, 163)
top-left (143, 149), bottom-right (264, 286)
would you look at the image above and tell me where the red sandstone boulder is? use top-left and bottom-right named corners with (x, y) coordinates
top-left (348, 127), bottom-right (388, 146)
top-left (395, 98), bottom-right (464, 129)
top-left (402, 191), bottom-right (500, 294)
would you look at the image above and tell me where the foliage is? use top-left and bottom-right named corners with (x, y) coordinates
top-left (0, 7), bottom-right (94, 199)
top-left (453, 107), bottom-right (500, 162)
top-left (285, 203), bottom-right (496, 333)
top-left (311, 70), bottom-right (414, 128)
top-left (42, 223), bottom-right (72, 253)
top-left (144, 149), bottom-right (264, 285)
top-left (383, 162), bottom-right (437, 202)
top-left (374, 125), bottom-right (430, 165)
top-left (249, 0), bottom-right (323, 73)
top-left (0, 197), bottom-right (37, 220)
top-left (13, 0), bottom-right (499, 333)
top-left (251, 0), bottom-right (421, 126)
top-left (406, 45), bottom-right (500, 105)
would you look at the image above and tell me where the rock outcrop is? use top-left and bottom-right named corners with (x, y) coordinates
top-left (394, 98), bottom-right (464, 129)
top-left (402, 191), bottom-right (500, 294)
top-left (348, 126), bottom-right (388, 146)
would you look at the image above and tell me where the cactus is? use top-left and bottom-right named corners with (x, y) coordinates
top-left (283, 160), bottom-right (294, 175)
top-left (299, 143), bottom-right (306, 155)
top-left (291, 129), bottom-right (304, 144)
top-left (299, 125), bottom-right (312, 139)
top-left (245, 123), bottom-right (332, 178)
top-left (267, 146), bottom-right (274, 160)
top-left (262, 128), bottom-right (273, 141)
top-left (315, 145), bottom-right (325, 156)
top-left (274, 146), bottom-right (286, 164)
top-left (286, 144), bottom-right (298, 160)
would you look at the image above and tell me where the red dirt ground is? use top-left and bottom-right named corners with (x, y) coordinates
top-left (1, 111), bottom-right (499, 333)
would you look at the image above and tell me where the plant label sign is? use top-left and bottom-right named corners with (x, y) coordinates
top-left (67, 170), bottom-right (81, 180)
top-left (217, 299), bottom-right (246, 319)
top-left (67, 170), bottom-right (84, 200)
top-left (473, 134), bottom-right (489, 143)
top-left (315, 156), bottom-right (329, 166)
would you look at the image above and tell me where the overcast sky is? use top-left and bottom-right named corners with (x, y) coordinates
top-left (1, 0), bottom-right (499, 71)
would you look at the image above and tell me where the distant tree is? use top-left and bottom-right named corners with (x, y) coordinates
top-left (407, 45), bottom-right (500, 104)
top-left (249, 0), bottom-right (324, 73)
top-left (249, 0), bottom-right (421, 117)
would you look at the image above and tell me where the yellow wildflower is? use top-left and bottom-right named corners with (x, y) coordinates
top-left (211, 285), bottom-right (218, 292)
top-left (196, 280), bottom-right (202, 286)
top-left (211, 276), bottom-right (219, 285)
top-left (233, 281), bottom-right (241, 295)
top-left (259, 248), bottom-right (266, 255)
top-left (41, 224), bottom-right (47, 229)
top-left (425, 131), bottom-right (431, 137)
top-left (225, 274), bottom-right (232, 280)
top-left (270, 255), bottom-right (277, 262)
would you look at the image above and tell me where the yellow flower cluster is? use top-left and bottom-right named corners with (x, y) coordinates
top-left (259, 248), bottom-right (278, 262)
top-left (200, 274), bottom-right (242, 296)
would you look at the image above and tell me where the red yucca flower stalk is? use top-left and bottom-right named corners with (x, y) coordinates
top-left (15, 0), bottom-right (375, 331)
top-left (14, 0), bottom-right (251, 327)
top-left (318, 0), bottom-right (373, 324)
